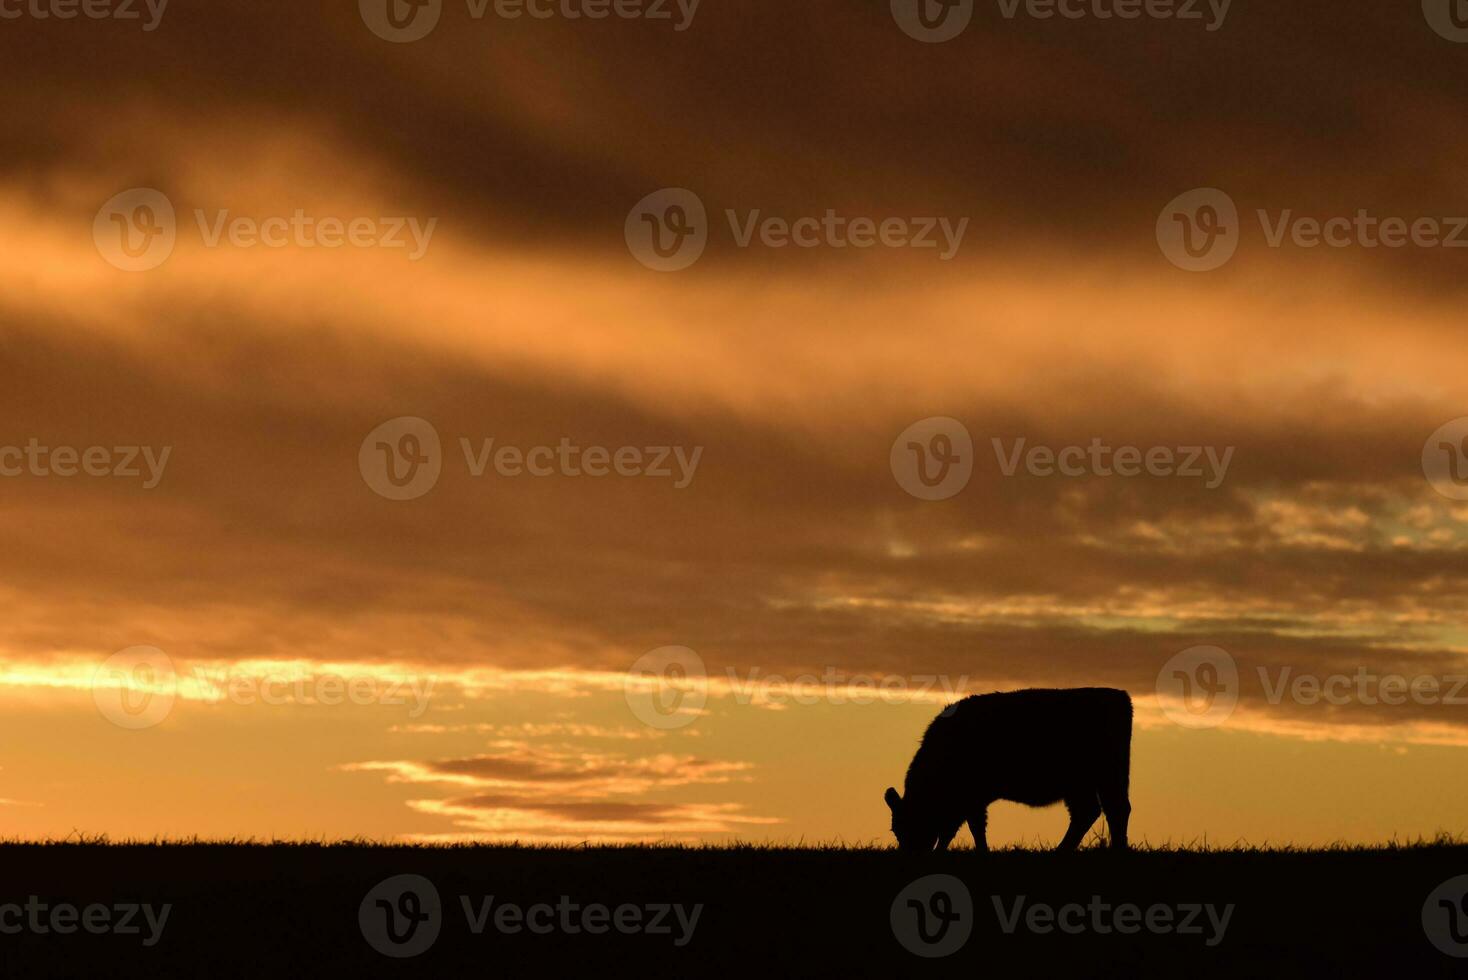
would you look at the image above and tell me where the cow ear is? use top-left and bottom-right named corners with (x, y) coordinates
top-left (884, 787), bottom-right (901, 812)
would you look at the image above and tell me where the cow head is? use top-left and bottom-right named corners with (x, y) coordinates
top-left (884, 786), bottom-right (939, 853)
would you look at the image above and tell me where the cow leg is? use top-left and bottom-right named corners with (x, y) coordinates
top-left (967, 808), bottom-right (988, 852)
top-left (1057, 794), bottom-right (1101, 851)
top-left (1099, 784), bottom-right (1131, 850)
top-left (935, 815), bottom-right (964, 852)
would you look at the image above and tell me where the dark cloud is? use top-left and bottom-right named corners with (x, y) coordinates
top-left (2, 1), bottom-right (1467, 758)
top-left (5, 0), bottom-right (1468, 284)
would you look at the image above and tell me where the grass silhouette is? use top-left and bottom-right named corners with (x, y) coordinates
top-left (0, 837), bottom-right (1462, 976)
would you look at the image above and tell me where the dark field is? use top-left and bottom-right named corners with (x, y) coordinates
top-left (0, 840), bottom-right (1464, 977)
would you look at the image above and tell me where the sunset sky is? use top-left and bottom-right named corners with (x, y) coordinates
top-left (2, 0), bottom-right (1468, 847)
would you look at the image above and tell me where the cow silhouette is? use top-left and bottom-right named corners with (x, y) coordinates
top-left (885, 688), bottom-right (1132, 853)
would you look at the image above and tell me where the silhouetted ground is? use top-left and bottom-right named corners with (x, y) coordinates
top-left (0, 839), bottom-right (1463, 977)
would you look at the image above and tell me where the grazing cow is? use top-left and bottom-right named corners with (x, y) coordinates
top-left (884, 688), bottom-right (1132, 853)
